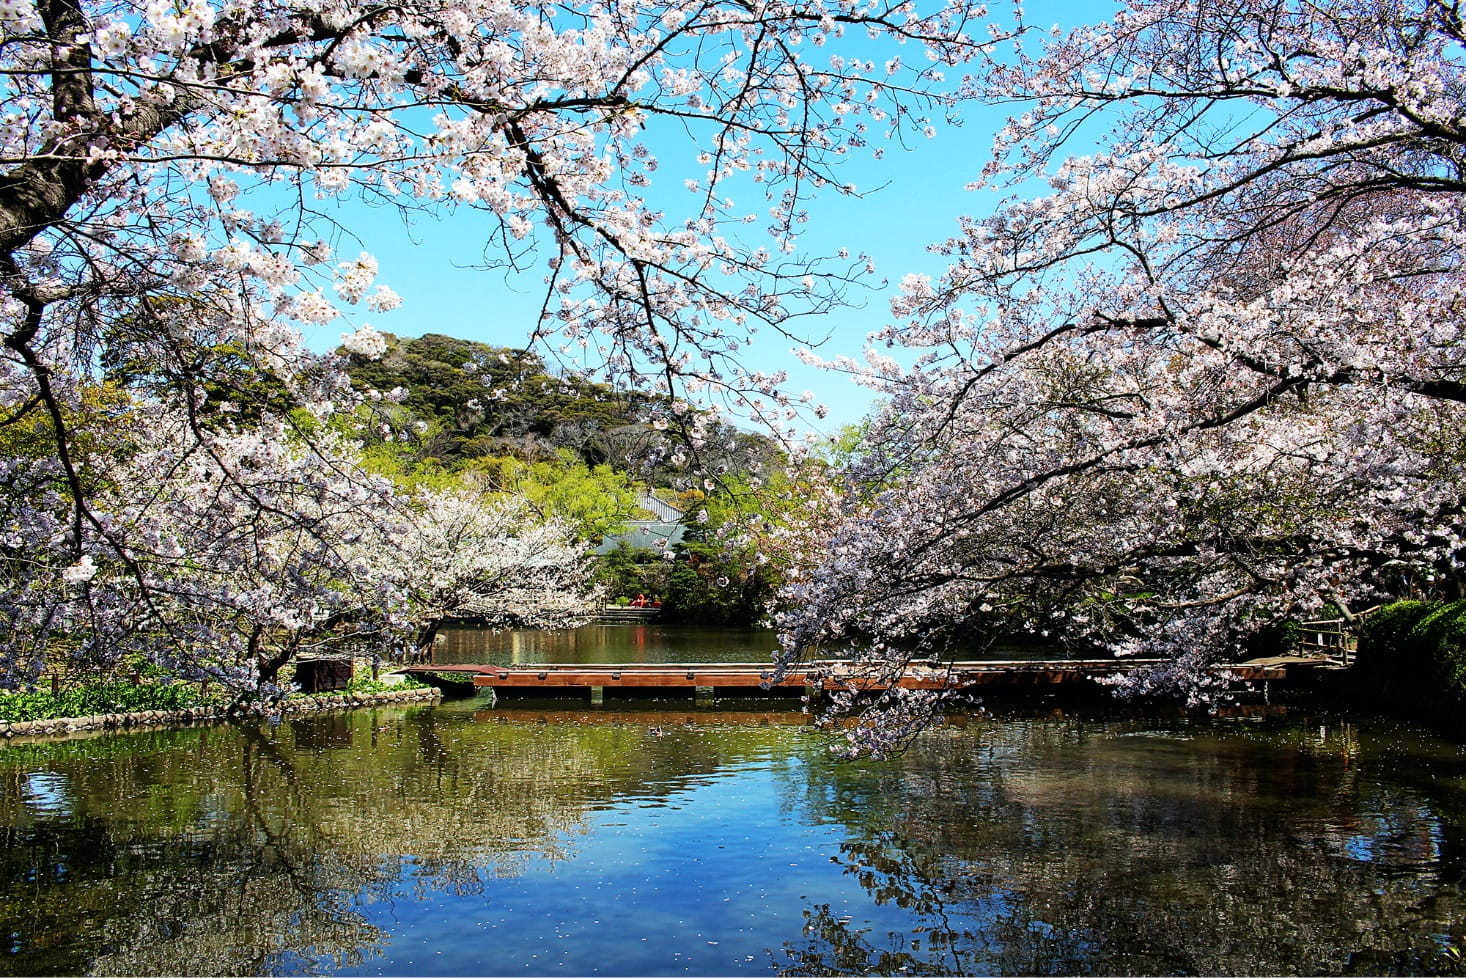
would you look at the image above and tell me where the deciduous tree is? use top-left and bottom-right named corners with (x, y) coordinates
top-left (0, 0), bottom-right (1007, 687)
top-left (375, 486), bottom-right (592, 658)
top-left (780, 0), bottom-right (1466, 751)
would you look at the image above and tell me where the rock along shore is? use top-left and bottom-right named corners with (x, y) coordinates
top-left (0, 686), bottom-right (442, 741)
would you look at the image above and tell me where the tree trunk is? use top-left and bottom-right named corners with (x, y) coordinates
top-left (252, 625), bottom-right (295, 690)
top-left (415, 620), bottom-right (441, 664)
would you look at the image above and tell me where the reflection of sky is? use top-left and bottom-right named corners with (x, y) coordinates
top-left (21, 771), bottom-right (72, 819)
top-left (1336, 803), bottom-right (1443, 867)
top-left (336, 757), bottom-right (894, 976)
top-left (6, 704), bottom-right (1464, 976)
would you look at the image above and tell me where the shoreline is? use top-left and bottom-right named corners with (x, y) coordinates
top-left (0, 685), bottom-right (442, 742)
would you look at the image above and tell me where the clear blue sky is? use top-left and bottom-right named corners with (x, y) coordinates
top-left (307, 2), bottom-right (1100, 440)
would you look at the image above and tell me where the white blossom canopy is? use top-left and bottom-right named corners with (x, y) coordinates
top-left (774, 0), bottom-right (1466, 753)
top-left (0, 0), bottom-right (1005, 693)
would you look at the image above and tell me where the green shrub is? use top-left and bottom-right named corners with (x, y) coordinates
top-left (1355, 599), bottom-right (1466, 709)
top-left (0, 681), bottom-right (206, 724)
top-left (1356, 600), bottom-right (1438, 677)
top-left (1407, 600), bottom-right (1466, 699)
top-left (338, 675), bottom-right (427, 696)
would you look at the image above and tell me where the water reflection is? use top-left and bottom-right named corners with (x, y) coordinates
top-left (1, 725), bottom-right (394, 976)
top-left (0, 700), bottom-right (807, 976)
top-left (782, 713), bottom-right (1466, 976)
top-left (434, 623), bottom-right (1060, 667)
top-left (0, 702), bottom-right (1462, 976)
top-left (435, 623), bottom-right (781, 666)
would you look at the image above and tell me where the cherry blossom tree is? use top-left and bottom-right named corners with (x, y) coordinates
top-left (374, 485), bottom-right (592, 659)
top-left (0, 0), bottom-right (1010, 688)
top-left (0, 401), bottom-right (408, 699)
top-left (0, 393), bottom-right (593, 701)
top-left (0, 0), bottom-right (1009, 451)
top-left (777, 0), bottom-right (1466, 750)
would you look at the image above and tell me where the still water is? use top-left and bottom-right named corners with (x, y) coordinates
top-left (435, 623), bottom-right (782, 666)
top-left (434, 623), bottom-right (1058, 666)
top-left (2, 686), bottom-right (1465, 974)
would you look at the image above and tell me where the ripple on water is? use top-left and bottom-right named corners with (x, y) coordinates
top-left (20, 770), bottom-right (73, 818)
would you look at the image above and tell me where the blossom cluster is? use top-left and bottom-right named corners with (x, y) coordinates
top-left (772, 0), bottom-right (1466, 729)
top-left (0, 0), bottom-right (1005, 698)
top-left (0, 394), bottom-right (593, 697)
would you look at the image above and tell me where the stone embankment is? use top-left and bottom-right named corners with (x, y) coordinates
top-left (0, 686), bottom-right (441, 740)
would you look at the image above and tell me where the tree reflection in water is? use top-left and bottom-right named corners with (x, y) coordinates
top-left (0, 705), bottom-right (616, 975)
top-left (779, 710), bottom-right (1466, 976)
top-left (0, 700), bottom-right (802, 976)
top-left (1, 726), bottom-right (389, 976)
top-left (1, 701), bottom-right (1464, 976)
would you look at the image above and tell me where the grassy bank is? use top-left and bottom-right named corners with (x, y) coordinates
top-left (0, 674), bottom-right (428, 725)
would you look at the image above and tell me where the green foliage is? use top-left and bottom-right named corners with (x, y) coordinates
top-left (0, 681), bottom-right (207, 723)
top-left (321, 675), bottom-right (428, 696)
top-left (1356, 600), bottom-right (1466, 707)
top-left (340, 331), bottom-right (785, 491)
top-left (0, 675), bottom-right (431, 721)
top-left (1407, 600), bottom-right (1466, 697)
top-left (1356, 600), bottom-right (1440, 678)
top-left (0, 381), bottom-right (137, 493)
top-left (104, 309), bottom-right (304, 428)
top-left (593, 540), bottom-right (659, 599)
top-left (470, 450), bottom-right (640, 543)
top-left (341, 332), bottom-right (646, 467)
top-left (656, 542), bottom-right (773, 626)
top-left (589, 510), bottom-right (773, 625)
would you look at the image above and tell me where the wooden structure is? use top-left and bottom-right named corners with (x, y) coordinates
top-left (294, 658), bottom-right (352, 693)
top-left (399, 656), bottom-right (1332, 700)
top-left (1295, 609), bottom-right (1378, 666)
top-left (594, 604), bottom-right (662, 623)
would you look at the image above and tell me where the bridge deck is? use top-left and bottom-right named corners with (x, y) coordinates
top-left (400, 657), bottom-right (1328, 697)
top-left (593, 606), bottom-right (662, 623)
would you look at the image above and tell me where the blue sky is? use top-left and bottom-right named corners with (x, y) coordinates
top-left (319, 130), bottom-right (998, 437)
top-left (307, 2), bottom-right (1101, 440)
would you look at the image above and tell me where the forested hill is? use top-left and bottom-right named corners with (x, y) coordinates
top-left (341, 331), bottom-right (651, 466)
top-left (340, 331), bottom-right (781, 483)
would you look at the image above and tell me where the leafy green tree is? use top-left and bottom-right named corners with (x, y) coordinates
top-left (469, 451), bottom-right (642, 544)
top-left (592, 541), bottom-right (669, 606)
top-left (342, 332), bottom-right (649, 466)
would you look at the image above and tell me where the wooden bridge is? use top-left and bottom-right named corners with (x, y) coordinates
top-left (399, 656), bottom-right (1332, 700)
top-left (594, 604), bottom-right (661, 623)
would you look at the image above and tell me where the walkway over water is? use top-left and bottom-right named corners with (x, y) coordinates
top-left (400, 656), bottom-right (1331, 699)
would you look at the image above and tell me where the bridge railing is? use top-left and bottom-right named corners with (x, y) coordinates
top-left (596, 601), bottom-right (661, 622)
top-left (1295, 605), bottom-right (1380, 666)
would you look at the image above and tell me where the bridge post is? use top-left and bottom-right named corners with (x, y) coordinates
top-left (694, 685), bottom-right (715, 706)
top-left (590, 686), bottom-right (604, 705)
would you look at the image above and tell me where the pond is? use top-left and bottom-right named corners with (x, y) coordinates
top-left (434, 623), bottom-right (1060, 666)
top-left (1, 671), bottom-right (1464, 975)
top-left (435, 622), bottom-right (782, 666)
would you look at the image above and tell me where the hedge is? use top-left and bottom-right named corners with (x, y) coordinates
top-left (1408, 600), bottom-right (1466, 697)
top-left (1356, 599), bottom-right (1466, 705)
